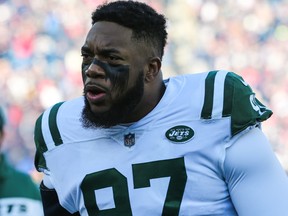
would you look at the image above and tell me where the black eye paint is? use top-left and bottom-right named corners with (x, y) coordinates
top-left (92, 58), bottom-right (130, 91)
top-left (81, 63), bottom-right (89, 83)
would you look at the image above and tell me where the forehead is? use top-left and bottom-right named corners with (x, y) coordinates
top-left (84, 21), bottom-right (133, 51)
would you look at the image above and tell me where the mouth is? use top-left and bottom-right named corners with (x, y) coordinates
top-left (84, 84), bottom-right (107, 103)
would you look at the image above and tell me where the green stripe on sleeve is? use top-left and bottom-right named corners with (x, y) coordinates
top-left (222, 72), bottom-right (234, 117)
top-left (201, 71), bottom-right (217, 119)
top-left (34, 113), bottom-right (48, 172)
top-left (49, 102), bottom-right (64, 146)
top-left (222, 72), bottom-right (273, 136)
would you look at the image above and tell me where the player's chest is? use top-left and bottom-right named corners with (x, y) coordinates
top-left (47, 120), bottom-right (235, 215)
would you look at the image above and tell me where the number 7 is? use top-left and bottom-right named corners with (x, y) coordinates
top-left (81, 157), bottom-right (187, 215)
top-left (133, 157), bottom-right (187, 215)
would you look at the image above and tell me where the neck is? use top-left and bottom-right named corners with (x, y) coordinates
top-left (125, 81), bottom-right (166, 124)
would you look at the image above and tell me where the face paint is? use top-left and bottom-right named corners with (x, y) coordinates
top-left (92, 58), bottom-right (130, 91)
top-left (82, 58), bottom-right (130, 91)
top-left (81, 70), bottom-right (145, 128)
top-left (81, 63), bottom-right (89, 83)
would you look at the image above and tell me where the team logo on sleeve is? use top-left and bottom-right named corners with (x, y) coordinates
top-left (165, 125), bottom-right (194, 143)
top-left (249, 94), bottom-right (266, 115)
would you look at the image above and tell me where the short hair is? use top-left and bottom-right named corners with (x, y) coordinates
top-left (91, 1), bottom-right (167, 59)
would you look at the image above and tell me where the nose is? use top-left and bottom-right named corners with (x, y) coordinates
top-left (85, 62), bottom-right (106, 79)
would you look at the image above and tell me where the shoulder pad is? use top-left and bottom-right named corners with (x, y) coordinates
top-left (34, 102), bottom-right (65, 172)
top-left (201, 70), bottom-right (272, 136)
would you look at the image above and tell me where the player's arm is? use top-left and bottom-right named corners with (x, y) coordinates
top-left (40, 176), bottom-right (80, 216)
top-left (34, 108), bottom-right (80, 215)
top-left (224, 127), bottom-right (288, 216)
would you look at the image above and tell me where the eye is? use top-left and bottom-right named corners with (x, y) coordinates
top-left (106, 55), bottom-right (124, 67)
top-left (81, 53), bottom-right (93, 63)
top-left (81, 53), bottom-right (89, 59)
top-left (108, 55), bottom-right (121, 61)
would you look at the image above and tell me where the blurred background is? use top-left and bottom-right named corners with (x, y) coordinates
top-left (0, 0), bottom-right (287, 182)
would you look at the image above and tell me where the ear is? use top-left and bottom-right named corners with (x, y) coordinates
top-left (145, 57), bottom-right (162, 82)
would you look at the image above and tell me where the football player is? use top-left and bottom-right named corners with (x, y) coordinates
top-left (34, 1), bottom-right (288, 215)
top-left (0, 107), bottom-right (43, 216)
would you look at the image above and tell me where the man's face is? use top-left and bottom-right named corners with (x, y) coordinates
top-left (80, 21), bottom-right (147, 128)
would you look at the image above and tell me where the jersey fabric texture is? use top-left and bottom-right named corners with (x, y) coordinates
top-left (0, 153), bottom-right (43, 216)
top-left (34, 70), bottom-right (272, 215)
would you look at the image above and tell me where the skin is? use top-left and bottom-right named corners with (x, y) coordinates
top-left (81, 21), bottom-right (165, 125)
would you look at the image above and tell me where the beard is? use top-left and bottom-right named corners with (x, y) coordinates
top-left (81, 71), bottom-right (144, 128)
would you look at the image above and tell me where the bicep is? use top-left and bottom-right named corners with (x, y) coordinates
top-left (224, 128), bottom-right (288, 216)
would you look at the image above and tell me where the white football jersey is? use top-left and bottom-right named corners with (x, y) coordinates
top-left (0, 198), bottom-right (43, 216)
top-left (34, 70), bottom-right (272, 215)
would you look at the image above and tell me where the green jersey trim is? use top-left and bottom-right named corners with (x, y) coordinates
top-left (49, 102), bottom-right (64, 146)
top-left (201, 70), bottom-right (273, 137)
top-left (226, 72), bottom-right (272, 136)
top-left (34, 113), bottom-right (47, 172)
top-left (201, 70), bottom-right (217, 119)
top-left (34, 102), bottom-right (65, 171)
top-left (222, 73), bottom-right (233, 117)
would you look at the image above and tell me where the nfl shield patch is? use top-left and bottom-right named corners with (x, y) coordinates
top-left (124, 133), bottom-right (135, 147)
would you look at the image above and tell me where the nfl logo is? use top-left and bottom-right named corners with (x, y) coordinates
top-left (124, 133), bottom-right (135, 147)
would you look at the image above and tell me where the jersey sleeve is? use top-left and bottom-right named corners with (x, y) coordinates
top-left (224, 72), bottom-right (272, 136)
top-left (40, 182), bottom-right (80, 216)
top-left (223, 128), bottom-right (288, 215)
top-left (34, 113), bottom-right (48, 172)
top-left (34, 102), bottom-right (65, 172)
top-left (201, 70), bottom-right (272, 137)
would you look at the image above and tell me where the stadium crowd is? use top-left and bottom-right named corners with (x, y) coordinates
top-left (0, 0), bottom-right (287, 181)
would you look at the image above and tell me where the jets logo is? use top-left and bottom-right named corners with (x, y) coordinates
top-left (165, 125), bottom-right (194, 143)
top-left (249, 94), bottom-right (267, 115)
